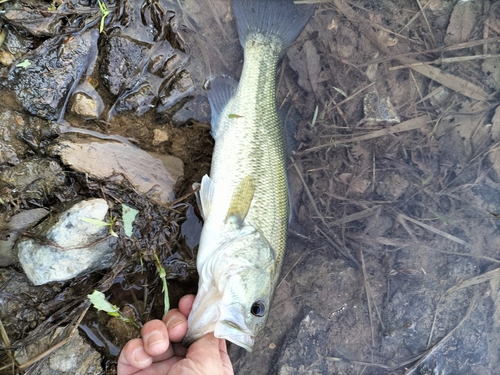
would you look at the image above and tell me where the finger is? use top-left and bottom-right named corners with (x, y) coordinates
top-left (184, 333), bottom-right (227, 374)
top-left (163, 308), bottom-right (188, 342)
top-left (117, 338), bottom-right (153, 375)
top-left (218, 339), bottom-right (234, 375)
top-left (140, 320), bottom-right (170, 357)
top-left (178, 294), bottom-right (196, 317)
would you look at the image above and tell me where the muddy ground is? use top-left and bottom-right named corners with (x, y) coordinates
top-left (1, 0), bottom-right (500, 374)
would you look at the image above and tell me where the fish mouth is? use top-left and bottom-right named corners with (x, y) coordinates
top-left (184, 285), bottom-right (255, 351)
top-left (183, 284), bottom-right (220, 346)
top-left (215, 319), bottom-right (255, 352)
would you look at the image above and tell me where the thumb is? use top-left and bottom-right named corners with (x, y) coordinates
top-left (185, 333), bottom-right (233, 375)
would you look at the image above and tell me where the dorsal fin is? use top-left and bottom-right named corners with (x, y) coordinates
top-left (225, 175), bottom-right (255, 227)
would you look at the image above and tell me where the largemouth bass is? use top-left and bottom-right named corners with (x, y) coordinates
top-left (184, 0), bottom-right (315, 351)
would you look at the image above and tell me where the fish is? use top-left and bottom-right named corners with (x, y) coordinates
top-left (184, 0), bottom-right (315, 352)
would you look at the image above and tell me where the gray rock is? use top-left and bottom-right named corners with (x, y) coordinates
top-left (0, 208), bottom-right (49, 266)
top-left (15, 326), bottom-right (102, 375)
top-left (17, 199), bottom-right (118, 285)
top-left (50, 139), bottom-right (179, 204)
top-left (276, 311), bottom-right (332, 375)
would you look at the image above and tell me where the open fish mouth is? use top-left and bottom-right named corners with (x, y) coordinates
top-left (184, 284), bottom-right (256, 350)
top-left (216, 319), bottom-right (255, 352)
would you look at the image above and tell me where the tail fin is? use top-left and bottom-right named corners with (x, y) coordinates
top-left (232, 0), bottom-right (315, 48)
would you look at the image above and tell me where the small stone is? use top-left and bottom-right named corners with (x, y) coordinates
top-left (153, 128), bottom-right (170, 145)
top-left (71, 93), bottom-right (99, 118)
top-left (0, 208), bottom-right (49, 266)
top-left (350, 178), bottom-right (370, 195)
top-left (0, 50), bottom-right (14, 66)
top-left (376, 172), bottom-right (410, 200)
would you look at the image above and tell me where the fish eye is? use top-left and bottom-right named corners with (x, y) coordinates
top-left (250, 300), bottom-right (266, 317)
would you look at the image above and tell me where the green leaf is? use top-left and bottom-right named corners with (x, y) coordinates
top-left (0, 198), bottom-right (4, 204)
top-left (81, 217), bottom-right (110, 227)
top-left (122, 204), bottom-right (138, 237)
top-left (228, 114), bottom-right (244, 119)
top-left (332, 86), bottom-right (347, 97)
top-left (87, 290), bottom-right (140, 329)
top-left (87, 290), bottom-right (120, 314)
top-left (16, 59), bottom-right (31, 69)
top-left (97, 0), bottom-right (109, 33)
top-left (311, 105), bottom-right (319, 126)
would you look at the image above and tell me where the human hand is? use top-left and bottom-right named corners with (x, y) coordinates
top-left (117, 294), bottom-right (234, 375)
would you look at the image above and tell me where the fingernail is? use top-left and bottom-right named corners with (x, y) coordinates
top-left (133, 347), bottom-right (151, 365)
top-left (166, 315), bottom-right (184, 330)
top-left (146, 331), bottom-right (167, 349)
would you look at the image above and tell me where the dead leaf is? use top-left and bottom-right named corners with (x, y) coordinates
top-left (445, 0), bottom-right (482, 45)
top-left (304, 40), bottom-right (321, 99)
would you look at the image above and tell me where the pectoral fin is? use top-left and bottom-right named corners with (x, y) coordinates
top-left (195, 175), bottom-right (215, 220)
top-left (225, 175), bottom-right (255, 226)
top-left (206, 76), bottom-right (238, 139)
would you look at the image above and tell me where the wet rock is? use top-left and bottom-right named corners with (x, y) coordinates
top-left (1, 8), bottom-right (64, 38)
top-left (112, 40), bottom-right (188, 117)
top-left (15, 326), bottom-right (102, 374)
top-left (100, 32), bottom-right (149, 96)
top-left (157, 69), bottom-right (195, 112)
top-left (2, 27), bottom-right (34, 57)
top-left (0, 158), bottom-right (66, 199)
top-left (0, 268), bottom-right (61, 341)
top-left (276, 311), bottom-right (332, 375)
top-left (170, 95), bottom-right (211, 126)
top-left (5, 29), bottom-right (99, 121)
top-left (0, 142), bottom-right (19, 165)
top-left (0, 208), bottom-right (49, 266)
top-left (0, 109), bottom-right (52, 166)
top-left (101, 28), bottom-right (189, 118)
top-left (119, 0), bottom-right (180, 45)
top-left (376, 172), bottom-right (409, 200)
top-left (16, 199), bottom-right (118, 285)
top-left (49, 139), bottom-right (180, 204)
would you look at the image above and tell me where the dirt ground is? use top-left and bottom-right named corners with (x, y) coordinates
top-left (1, 0), bottom-right (500, 374)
